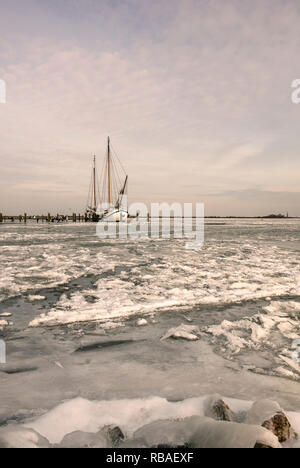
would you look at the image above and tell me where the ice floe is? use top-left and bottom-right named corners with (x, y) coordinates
top-left (27, 295), bottom-right (46, 302)
top-left (204, 300), bottom-right (300, 380)
top-left (1, 221), bottom-right (300, 323)
top-left (28, 296), bottom-right (177, 327)
top-left (0, 320), bottom-right (8, 331)
top-left (161, 324), bottom-right (201, 341)
top-left (136, 318), bottom-right (148, 327)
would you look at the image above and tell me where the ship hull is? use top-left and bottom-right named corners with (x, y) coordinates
top-left (101, 209), bottom-right (128, 222)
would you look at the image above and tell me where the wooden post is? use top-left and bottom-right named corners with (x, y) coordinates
top-left (0, 213), bottom-right (3, 223)
top-left (48, 213), bottom-right (51, 223)
top-left (73, 213), bottom-right (76, 223)
top-left (24, 213), bottom-right (27, 223)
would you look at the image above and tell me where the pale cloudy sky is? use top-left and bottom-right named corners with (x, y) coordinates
top-left (0, 0), bottom-right (300, 215)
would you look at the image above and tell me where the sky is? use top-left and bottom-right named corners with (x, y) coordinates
top-left (0, 0), bottom-right (300, 216)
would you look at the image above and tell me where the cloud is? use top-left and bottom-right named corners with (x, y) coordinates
top-left (0, 0), bottom-right (300, 215)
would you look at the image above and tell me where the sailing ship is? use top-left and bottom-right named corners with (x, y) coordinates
top-left (86, 137), bottom-right (128, 222)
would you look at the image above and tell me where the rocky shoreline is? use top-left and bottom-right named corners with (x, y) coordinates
top-left (0, 394), bottom-right (298, 448)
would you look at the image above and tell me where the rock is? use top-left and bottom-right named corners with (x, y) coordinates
top-left (0, 426), bottom-right (50, 448)
top-left (59, 430), bottom-right (108, 448)
top-left (119, 438), bottom-right (148, 448)
top-left (133, 416), bottom-right (281, 449)
top-left (100, 425), bottom-right (124, 447)
top-left (204, 394), bottom-right (234, 422)
top-left (254, 442), bottom-right (274, 449)
top-left (245, 400), bottom-right (296, 443)
top-left (211, 399), bottom-right (234, 422)
top-left (133, 418), bottom-right (194, 448)
top-left (59, 425), bottom-right (124, 448)
top-left (155, 443), bottom-right (191, 449)
top-left (262, 412), bottom-right (296, 443)
top-left (189, 418), bottom-right (281, 449)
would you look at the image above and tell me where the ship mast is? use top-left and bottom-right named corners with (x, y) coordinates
top-left (107, 137), bottom-right (111, 205)
top-left (93, 155), bottom-right (97, 212)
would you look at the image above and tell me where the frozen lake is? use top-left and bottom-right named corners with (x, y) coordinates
top-left (0, 219), bottom-right (299, 447)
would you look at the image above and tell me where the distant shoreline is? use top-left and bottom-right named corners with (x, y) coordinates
top-left (0, 216), bottom-right (299, 221)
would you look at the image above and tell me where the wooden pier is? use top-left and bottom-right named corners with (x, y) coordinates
top-left (0, 213), bottom-right (92, 223)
